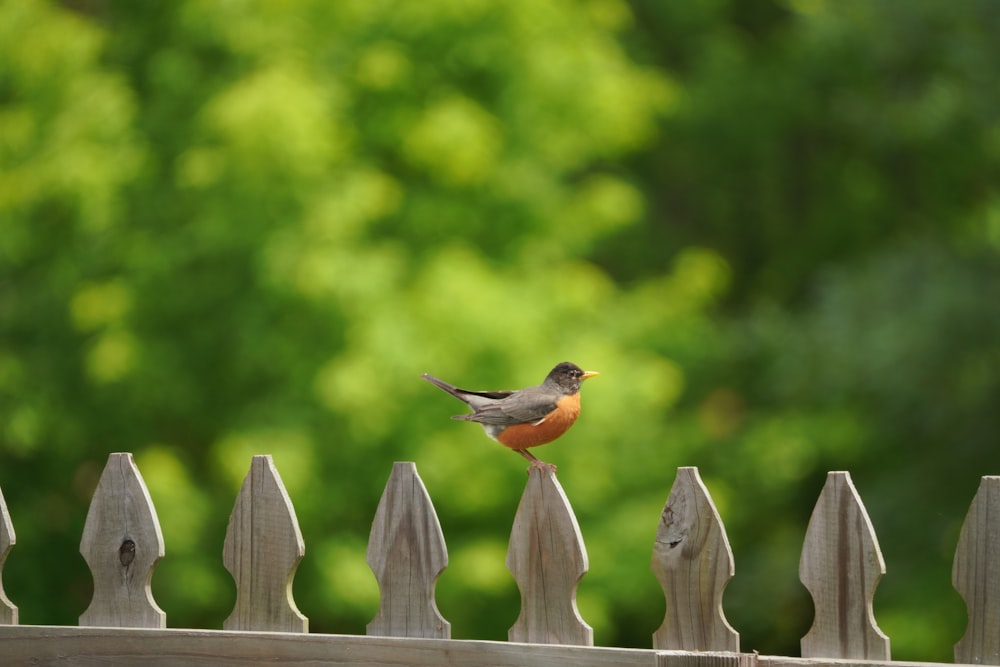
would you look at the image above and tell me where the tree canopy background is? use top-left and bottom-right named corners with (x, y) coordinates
top-left (2, 0), bottom-right (999, 660)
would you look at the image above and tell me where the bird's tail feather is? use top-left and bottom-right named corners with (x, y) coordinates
top-left (421, 373), bottom-right (469, 402)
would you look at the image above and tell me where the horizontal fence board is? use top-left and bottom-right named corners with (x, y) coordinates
top-left (0, 627), bottom-right (986, 667)
top-left (759, 657), bottom-right (984, 667)
top-left (657, 650), bottom-right (757, 667)
top-left (0, 626), bottom-right (656, 667)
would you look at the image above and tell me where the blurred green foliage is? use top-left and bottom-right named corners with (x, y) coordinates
top-left (1, 0), bottom-right (999, 661)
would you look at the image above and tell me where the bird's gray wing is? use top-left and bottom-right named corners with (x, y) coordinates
top-left (457, 387), bottom-right (559, 425)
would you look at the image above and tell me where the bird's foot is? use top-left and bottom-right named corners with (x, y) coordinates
top-left (516, 449), bottom-right (556, 474)
top-left (526, 459), bottom-right (557, 475)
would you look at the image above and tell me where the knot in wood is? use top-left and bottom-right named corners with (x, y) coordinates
top-left (119, 539), bottom-right (136, 567)
top-left (661, 505), bottom-right (675, 527)
top-left (655, 531), bottom-right (687, 553)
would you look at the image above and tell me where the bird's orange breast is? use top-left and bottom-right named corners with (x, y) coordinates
top-left (496, 392), bottom-right (581, 450)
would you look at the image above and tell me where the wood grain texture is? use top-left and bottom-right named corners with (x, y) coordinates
top-left (759, 655), bottom-right (963, 667)
top-left (0, 626), bottom-right (659, 667)
top-left (657, 651), bottom-right (757, 667)
top-left (953, 476), bottom-right (1000, 664)
top-left (507, 467), bottom-right (593, 646)
top-left (0, 484), bottom-right (16, 625)
top-left (223, 455), bottom-right (307, 633)
top-left (799, 471), bottom-right (889, 660)
top-left (367, 461), bottom-right (449, 638)
top-left (79, 452), bottom-right (165, 628)
top-left (652, 467), bottom-right (739, 651)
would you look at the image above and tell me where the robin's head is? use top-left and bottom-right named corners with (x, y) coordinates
top-left (545, 362), bottom-right (599, 393)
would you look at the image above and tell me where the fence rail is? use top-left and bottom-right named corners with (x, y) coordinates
top-left (0, 453), bottom-right (998, 667)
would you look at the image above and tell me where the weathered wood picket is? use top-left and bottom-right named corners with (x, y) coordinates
top-left (0, 453), bottom-right (998, 667)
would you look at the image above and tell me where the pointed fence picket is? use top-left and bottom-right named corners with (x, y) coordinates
top-left (651, 466), bottom-right (738, 652)
top-left (953, 476), bottom-right (1000, 665)
top-left (0, 484), bottom-right (15, 625)
top-left (78, 452), bottom-right (165, 628)
top-left (799, 471), bottom-right (890, 660)
top-left (0, 456), bottom-right (998, 667)
top-left (223, 454), bottom-right (308, 633)
top-left (507, 467), bottom-right (593, 646)
top-left (367, 461), bottom-right (449, 639)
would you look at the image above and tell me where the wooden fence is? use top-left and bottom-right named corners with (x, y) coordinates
top-left (0, 453), bottom-right (998, 667)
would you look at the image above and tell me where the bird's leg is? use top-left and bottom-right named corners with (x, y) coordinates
top-left (516, 448), bottom-right (557, 474)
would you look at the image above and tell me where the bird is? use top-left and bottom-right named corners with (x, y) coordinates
top-left (421, 361), bottom-right (599, 472)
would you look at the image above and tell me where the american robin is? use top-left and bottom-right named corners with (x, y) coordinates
top-left (421, 362), bottom-right (599, 472)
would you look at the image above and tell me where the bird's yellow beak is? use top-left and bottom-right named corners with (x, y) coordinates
top-left (581, 370), bottom-right (600, 380)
